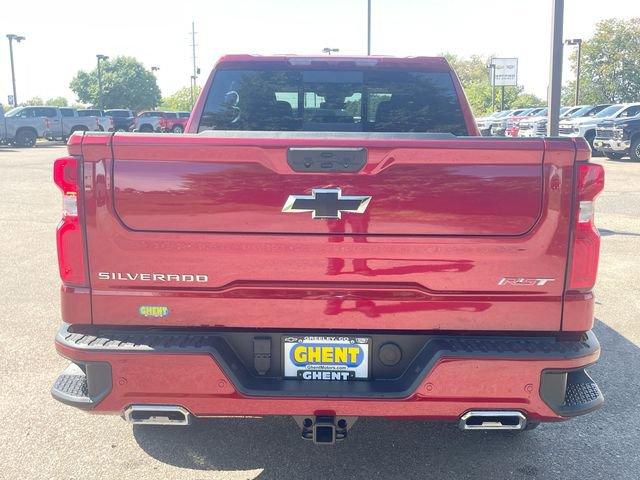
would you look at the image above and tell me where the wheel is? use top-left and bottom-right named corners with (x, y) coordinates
top-left (15, 129), bottom-right (37, 148)
top-left (631, 138), bottom-right (640, 162)
top-left (171, 124), bottom-right (184, 134)
top-left (607, 152), bottom-right (624, 160)
top-left (70, 126), bottom-right (87, 136)
top-left (139, 124), bottom-right (153, 133)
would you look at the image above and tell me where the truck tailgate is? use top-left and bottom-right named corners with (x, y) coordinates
top-left (80, 133), bottom-right (576, 331)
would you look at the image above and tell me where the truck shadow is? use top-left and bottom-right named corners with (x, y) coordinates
top-left (133, 320), bottom-right (638, 479)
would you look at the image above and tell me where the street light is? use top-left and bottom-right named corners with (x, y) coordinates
top-left (96, 54), bottom-right (109, 109)
top-left (367, 0), bottom-right (371, 55)
top-left (565, 38), bottom-right (583, 106)
top-left (7, 34), bottom-right (26, 106)
top-left (322, 47), bottom-right (339, 55)
top-left (487, 60), bottom-right (497, 112)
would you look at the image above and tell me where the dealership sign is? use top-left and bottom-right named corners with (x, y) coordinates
top-left (490, 58), bottom-right (518, 86)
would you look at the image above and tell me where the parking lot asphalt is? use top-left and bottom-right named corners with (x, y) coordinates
top-left (0, 144), bottom-right (638, 480)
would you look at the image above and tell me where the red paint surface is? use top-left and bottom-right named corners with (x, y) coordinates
top-left (56, 341), bottom-right (599, 420)
top-left (76, 134), bottom-right (577, 331)
top-left (53, 56), bottom-right (600, 421)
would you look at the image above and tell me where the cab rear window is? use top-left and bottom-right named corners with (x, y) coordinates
top-left (199, 68), bottom-right (467, 135)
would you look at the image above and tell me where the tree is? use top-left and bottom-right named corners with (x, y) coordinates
top-left (443, 54), bottom-right (543, 116)
top-left (160, 86), bottom-right (201, 111)
top-left (564, 18), bottom-right (640, 104)
top-left (22, 97), bottom-right (44, 106)
top-left (70, 56), bottom-right (161, 111)
top-left (45, 96), bottom-right (68, 107)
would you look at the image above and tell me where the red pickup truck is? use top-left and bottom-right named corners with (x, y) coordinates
top-left (52, 54), bottom-right (604, 444)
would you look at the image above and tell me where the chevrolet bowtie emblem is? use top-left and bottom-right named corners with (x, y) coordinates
top-left (282, 188), bottom-right (372, 220)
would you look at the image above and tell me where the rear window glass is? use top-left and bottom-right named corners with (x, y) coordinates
top-left (78, 110), bottom-right (101, 117)
top-left (106, 110), bottom-right (132, 117)
top-left (199, 68), bottom-right (467, 135)
top-left (164, 112), bottom-right (178, 118)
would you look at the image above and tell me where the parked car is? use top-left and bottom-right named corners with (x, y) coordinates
top-left (12, 106), bottom-right (101, 141)
top-left (132, 111), bottom-right (163, 132)
top-left (490, 108), bottom-right (528, 136)
top-left (132, 111), bottom-right (189, 133)
top-left (105, 109), bottom-right (135, 132)
top-left (160, 111), bottom-right (189, 133)
top-left (594, 114), bottom-right (640, 161)
top-left (475, 110), bottom-right (508, 136)
top-left (51, 54), bottom-right (604, 442)
top-left (505, 107), bottom-right (546, 137)
top-left (559, 103), bottom-right (640, 150)
top-left (0, 105), bottom-right (49, 147)
top-left (78, 109), bottom-right (114, 132)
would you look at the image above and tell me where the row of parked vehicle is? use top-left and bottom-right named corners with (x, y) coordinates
top-left (476, 103), bottom-right (640, 161)
top-left (0, 105), bottom-right (191, 147)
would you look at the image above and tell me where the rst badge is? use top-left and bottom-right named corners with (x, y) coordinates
top-left (498, 277), bottom-right (555, 286)
top-left (282, 188), bottom-right (371, 220)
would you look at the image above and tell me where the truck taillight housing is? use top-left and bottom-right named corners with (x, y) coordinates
top-left (54, 156), bottom-right (87, 286)
top-left (568, 162), bottom-right (605, 291)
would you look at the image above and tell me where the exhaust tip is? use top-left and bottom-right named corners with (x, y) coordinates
top-left (124, 405), bottom-right (191, 426)
top-left (459, 410), bottom-right (527, 431)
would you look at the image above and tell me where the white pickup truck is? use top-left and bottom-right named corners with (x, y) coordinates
top-left (0, 106), bottom-right (49, 147)
top-left (10, 106), bottom-right (101, 142)
top-left (78, 109), bottom-right (114, 132)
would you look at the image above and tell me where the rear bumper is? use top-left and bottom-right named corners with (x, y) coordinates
top-left (52, 323), bottom-right (603, 422)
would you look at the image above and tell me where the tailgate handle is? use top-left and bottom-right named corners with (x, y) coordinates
top-left (287, 148), bottom-right (367, 173)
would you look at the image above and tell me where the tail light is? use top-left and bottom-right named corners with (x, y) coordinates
top-left (96, 118), bottom-right (101, 130)
top-left (568, 162), bottom-right (605, 291)
top-left (44, 117), bottom-right (50, 130)
top-left (54, 156), bottom-right (87, 286)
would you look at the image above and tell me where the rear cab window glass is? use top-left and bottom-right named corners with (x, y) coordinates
top-left (60, 108), bottom-right (75, 118)
top-left (199, 67), bottom-right (467, 135)
top-left (34, 107), bottom-right (58, 118)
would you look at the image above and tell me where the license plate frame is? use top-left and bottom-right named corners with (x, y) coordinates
top-left (282, 335), bottom-right (371, 381)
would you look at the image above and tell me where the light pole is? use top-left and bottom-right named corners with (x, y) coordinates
top-left (7, 34), bottom-right (26, 106)
top-left (367, 0), bottom-right (371, 55)
top-left (96, 54), bottom-right (109, 109)
top-left (565, 38), bottom-right (582, 106)
top-left (322, 47), bottom-right (339, 55)
top-left (487, 60), bottom-right (496, 112)
top-left (547, 0), bottom-right (564, 136)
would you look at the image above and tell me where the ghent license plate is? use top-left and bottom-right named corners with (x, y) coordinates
top-left (283, 336), bottom-right (370, 381)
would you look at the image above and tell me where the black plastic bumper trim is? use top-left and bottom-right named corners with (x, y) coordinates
top-left (56, 323), bottom-right (599, 399)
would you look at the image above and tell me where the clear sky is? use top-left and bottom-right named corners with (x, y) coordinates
top-left (1, 0), bottom-right (638, 105)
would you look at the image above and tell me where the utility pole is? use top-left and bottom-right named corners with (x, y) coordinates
top-left (488, 61), bottom-right (496, 112)
top-left (367, 0), bottom-right (371, 55)
top-left (96, 54), bottom-right (109, 109)
top-left (565, 38), bottom-right (583, 106)
top-left (547, 0), bottom-right (564, 136)
top-left (190, 21), bottom-right (198, 107)
top-left (7, 34), bottom-right (25, 106)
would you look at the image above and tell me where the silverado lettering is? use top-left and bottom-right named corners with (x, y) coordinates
top-left (97, 272), bottom-right (208, 282)
top-left (51, 55), bottom-right (604, 444)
